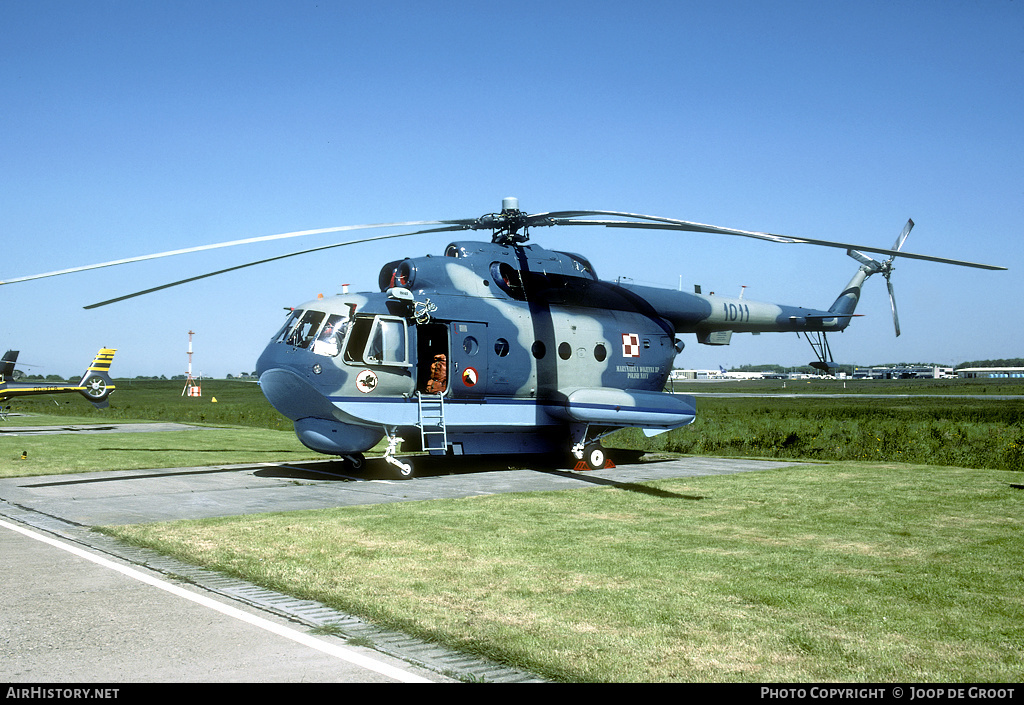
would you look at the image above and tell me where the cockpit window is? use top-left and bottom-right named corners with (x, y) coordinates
top-left (273, 309), bottom-right (303, 344)
top-left (273, 306), bottom-right (356, 357)
top-left (286, 310), bottom-right (326, 349)
top-left (311, 314), bottom-right (349, 357)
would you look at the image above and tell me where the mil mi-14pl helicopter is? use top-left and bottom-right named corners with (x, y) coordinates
top-left (1, 348), bottom-right (117, 417)
top-left (2, 199), bottom-right (1004, 476)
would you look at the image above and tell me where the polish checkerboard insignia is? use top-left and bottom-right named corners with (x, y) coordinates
top-left (621, 333), bottom-right (640, 357)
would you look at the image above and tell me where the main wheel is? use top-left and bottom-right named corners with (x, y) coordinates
top-left (342, 453), bottom-right (365, 472)
top-left (583, 443), bottom-right (606, 471)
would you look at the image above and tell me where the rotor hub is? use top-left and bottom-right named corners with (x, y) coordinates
top-left (475, 197), bottom-right (533, 245)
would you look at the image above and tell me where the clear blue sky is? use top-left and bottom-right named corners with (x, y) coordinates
top-left (2, 0), bottom-right (1021, 378)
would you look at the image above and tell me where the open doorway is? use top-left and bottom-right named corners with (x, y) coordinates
top-left (416, 322), bottom-right (449, 394)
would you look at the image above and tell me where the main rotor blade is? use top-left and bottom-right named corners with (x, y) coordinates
top-left (550, 217), bottom-right (1005, 270)
top-left (2, 219), bottom-right (474, 287)
top-left (552, 216), bottom-right (798, 243)
top-left (83, 224), bottom-right (466, 309)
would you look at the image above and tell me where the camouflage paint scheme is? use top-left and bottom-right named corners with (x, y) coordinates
top-left (255, 237), bottom-right (869, 468)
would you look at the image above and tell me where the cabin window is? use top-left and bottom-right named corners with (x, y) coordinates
top-left (343, 315), bottom-right (409, 367)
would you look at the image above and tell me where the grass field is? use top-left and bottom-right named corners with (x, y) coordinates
top-left (5, 378), bottom-right (1024, 681)
top-left (612, 395), bottom-right (1024, 472)
top-left (103, 461), bottom-right (1023, 682)
top-left (4, 378), bottom-right (1023, 473)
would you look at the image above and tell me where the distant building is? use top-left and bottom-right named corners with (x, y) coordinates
top-left (669, 369), bottom-right (815, 381)
top-left (670, 369), bottom-right (723, 380)
top-left (853, 365), bottom-right (953, 379)
top-left (955, 367), bottom-right (1024, 379)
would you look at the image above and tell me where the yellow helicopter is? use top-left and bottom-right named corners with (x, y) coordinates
top-left (1, 348), bottom-right (117, 417)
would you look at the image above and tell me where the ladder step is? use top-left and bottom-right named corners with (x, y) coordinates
top-left (416, 393), bottom-right (448, 452)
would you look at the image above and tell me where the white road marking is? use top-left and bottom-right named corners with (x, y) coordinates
top-left (0, 518), bottom-right (435, 683)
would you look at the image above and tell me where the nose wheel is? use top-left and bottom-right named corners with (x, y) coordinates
top-left (382, 430), bottom-right (414, 479)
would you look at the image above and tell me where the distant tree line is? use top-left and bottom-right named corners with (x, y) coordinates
top-left (955, 358), bottom-right (1024, 369)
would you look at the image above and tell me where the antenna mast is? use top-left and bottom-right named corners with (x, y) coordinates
top-left (182, 330), bottom-right (202, 397)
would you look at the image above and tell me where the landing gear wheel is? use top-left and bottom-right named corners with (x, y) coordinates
top-left (583, 443), bottom-right (606, 471)
top-left (342, 453), bottom-right (365, 473)
top-left (392, 459), bottom-right (414, 480)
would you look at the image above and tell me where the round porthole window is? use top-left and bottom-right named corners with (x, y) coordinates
top-left (558, 342), bottom-right (572, 360)
top-left (494, 338), bottom-right (510, 357)
top-left (463, 336), bottom-right (479, 355)
top-left (532, 341), bottom-right (546, 359)
top-left (594, 343), bottom-right (607, 362)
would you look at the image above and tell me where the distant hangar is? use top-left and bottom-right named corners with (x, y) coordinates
top-left (955, 367), bottom-right (1024, 379)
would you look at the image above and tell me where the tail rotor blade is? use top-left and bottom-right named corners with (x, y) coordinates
top-left (847, 248), bottom-right (880, 270)
top-left (890, 218), bottom-right (914, 255)
top-left (887, 278), bottom-right (901, 337)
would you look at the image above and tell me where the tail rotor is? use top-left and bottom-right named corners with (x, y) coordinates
top-left (846, 219), bottom-right (914, 337)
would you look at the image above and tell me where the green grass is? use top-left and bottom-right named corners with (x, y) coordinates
top-left (0, 421), bottom-right (323, 476)
top-left (669, 376), bottom-right (1024, 396)
top-left (3, 379), bottom-right (291, 430)
top-left (610, 396), bottom-right (1024, 472)
top-left (101, 461), bottom-right (1024, 682)
top-left (9, 378), bottom-right (1024, 681)
top-left (5, 379), bottom-right (1023, 475)
top-left (1, 380), bottom-right (321, 475)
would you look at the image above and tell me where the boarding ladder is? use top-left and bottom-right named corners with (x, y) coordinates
top-left (416, 392), bottom-right (448, 453)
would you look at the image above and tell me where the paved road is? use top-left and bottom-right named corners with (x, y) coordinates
top-left (1, 449), bottom-right (800, 684)
top-left (0, 452), bottom-right (799, 525)
top-left (1, 519), bottom-right (445, 684)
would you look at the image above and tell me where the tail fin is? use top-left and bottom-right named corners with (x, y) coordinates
top-left (828, 266), bottom-right (873, 321)
top-left (78, 348), bottom-right (117, 408)
top-left (1, 350), bottom-right (19, 382)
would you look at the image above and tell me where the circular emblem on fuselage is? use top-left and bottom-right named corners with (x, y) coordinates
top-left (355, 369), bottom-right (378, 393)
top-left (462, 367), bottom-right (478, 387)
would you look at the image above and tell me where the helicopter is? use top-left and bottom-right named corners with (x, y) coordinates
top-left (1, 348), bottom-right (117, 417)
top-left (2, 199), bottom-right (1005, 476)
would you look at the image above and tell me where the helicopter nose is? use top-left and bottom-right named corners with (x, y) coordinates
top-left (259, 367), bottom-right (339, 421)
